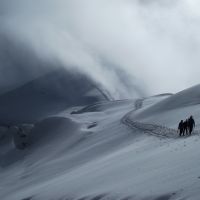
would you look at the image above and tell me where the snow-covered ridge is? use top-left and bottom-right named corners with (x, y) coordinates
top-left (131, 84), bottom-right (200, 128)
top-left (0, 85), bottom-right (200, 199)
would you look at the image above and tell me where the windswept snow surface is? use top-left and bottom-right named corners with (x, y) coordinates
top-left (0, 87), bottom-right (200, 200)
top-left (131, 84), bottom-right (200, 129)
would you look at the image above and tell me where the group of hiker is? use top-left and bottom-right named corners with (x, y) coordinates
top-left (178, 116), bottom-right (195, 136)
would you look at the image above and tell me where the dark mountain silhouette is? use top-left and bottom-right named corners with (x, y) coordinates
top-left (0, 68), bottom-right (109, 124)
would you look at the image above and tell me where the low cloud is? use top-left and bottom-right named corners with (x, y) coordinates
top-left (0, 0), bottom-right (200, 98)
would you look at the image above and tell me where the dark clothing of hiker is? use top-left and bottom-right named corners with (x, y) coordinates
top-left (183, 120), bottom-right (189, 136)
top-left (178, 120), bottom-right (184, 136)
top-left (188, 116), bottom-right (195, 135)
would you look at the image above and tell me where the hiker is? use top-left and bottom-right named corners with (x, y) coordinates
top-left (183, 119), bottom-right (189, 136)
top-left (188, 116), bottom-right (195, 135)
top-left (178, 120), bottom-right (184, 136)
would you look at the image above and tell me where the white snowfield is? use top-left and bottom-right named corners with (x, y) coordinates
top-left (0, 85), bottom-right (200, 200)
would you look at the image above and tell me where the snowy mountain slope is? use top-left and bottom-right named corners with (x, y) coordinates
top-left (0, 68), bottom-right (109, 124)
top-left (0, 86), bottom-right (200, 200)
top-left (130, 85), bottom-right (200, 128)
top-left (0, 99), bottom-right (138, 200)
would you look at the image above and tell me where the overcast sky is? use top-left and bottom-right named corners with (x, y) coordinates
top-left (1, 0), bottom-right (200, 98)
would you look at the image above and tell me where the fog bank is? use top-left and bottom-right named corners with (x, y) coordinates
top-left (1, 0), bottom-right (200, 97)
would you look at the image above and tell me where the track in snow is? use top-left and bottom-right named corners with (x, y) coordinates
top-left (121, 99), bottom-right (179, 139)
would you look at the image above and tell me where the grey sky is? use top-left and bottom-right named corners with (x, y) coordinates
top-left (1, 0), bottom-right (200, 98)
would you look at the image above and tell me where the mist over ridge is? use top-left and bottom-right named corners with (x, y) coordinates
top-left (1, 0), bottom-right (200, 97)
